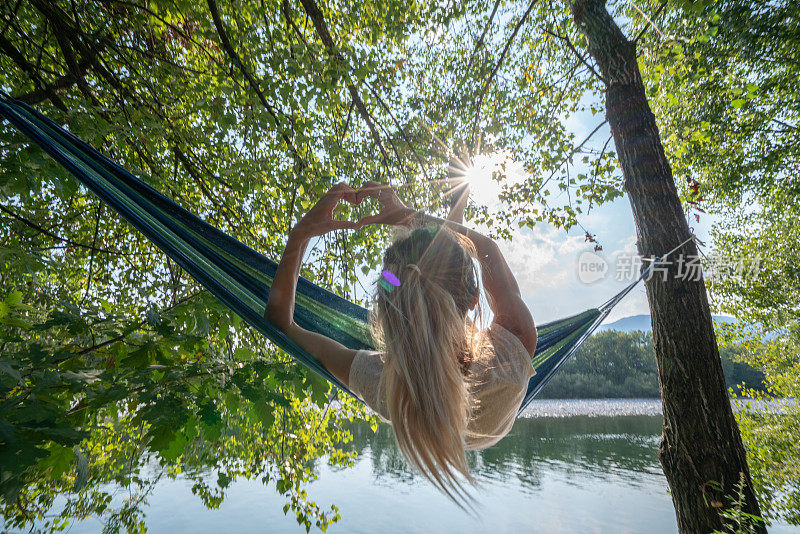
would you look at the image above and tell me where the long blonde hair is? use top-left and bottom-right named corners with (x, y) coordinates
top-left (371, 225), bottom-right (482, 505)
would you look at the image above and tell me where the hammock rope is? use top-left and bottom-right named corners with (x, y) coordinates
top-left (0, 92), bottom-right (655, 414)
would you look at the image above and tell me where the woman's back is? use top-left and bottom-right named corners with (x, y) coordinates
top-left (349, 322), bottom-right (536, 449)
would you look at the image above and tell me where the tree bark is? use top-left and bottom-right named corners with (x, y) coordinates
top-left (571, 0), bottom-right (765, 532)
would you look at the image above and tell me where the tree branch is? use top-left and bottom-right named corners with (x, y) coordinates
top-left (56, 291), bottom-right (204, 366)
top-left (80, 203), bottom-right (103, 305)
top-left (0, 34), bottom-right (67, 111)
top-left (633, 0), bottom-right (668, 44)
top-left (206, 0), bottom-right (307, 171)
top-left (544, 29), bottom-right (606, 83)
top-left (296, 0), bottom-right (389, 163)
top-left (364, 82), bottom-right (430, 184)
top-left (0, 203), bottom-right (115, 254)
top-left (472, 0), bottom-right (540, 144)
top-left (465, 0), bottom-right (502, 73)
top-left (539, 119), bottom-right (608, 191)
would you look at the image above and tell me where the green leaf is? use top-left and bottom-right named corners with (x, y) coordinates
top-left (146, 307), bottom-right (161, 327)
top-left (253, 400), bottom-right (276, 429)
top-left (0, 360), bottom-right (22, 382)
top-left (234, 347), bottom-right (255, 361)
top-left (194, 312), bottom-right (210, 336)
top-left (121, 345), bottom-right (153, 369)
top-left (3, 290), bottom-right (22, 307)
top-left (62, 370), bottom-right (103, 384)
top-left (39, 444), bottom-right (74, 478)
top-left (0, 316), bottom-right (32, 329)
top-left (731, 99), bottom-right (747, 109)
top-left (198, 403), bottom-right (222, 427)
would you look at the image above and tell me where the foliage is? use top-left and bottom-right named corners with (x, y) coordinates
top-left (726, 336), bottom-right (800, 526)
top-left (636, 0), bottom-right (800, 334)
top-left (539, 330), bottom-right (765, 399)
top-left (709, 473), bottom-right (766, 534)
top-left (0, 0), bottom-right (411, 529)
top-left (402, 0), bottom-right (627, 237)
top-left (0, 0), bottom-right (650, 527)
top-left (0, 283), bottom-right (367, 532)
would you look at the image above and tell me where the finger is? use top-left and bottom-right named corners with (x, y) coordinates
top-left (324, 183), bottom-right (360, 206)
top-left (328, 182), bottom-right (357, 195)
top-left (330, 219), bottom-right (362, 230)
top-left (354, 214), bottom-right (384, 227)
top-left (339, 185), bottom-right (359, 204)
top-left (360, 180), bottom-right (383, 196)
top-left (357, 181), bottom-right (388, 203)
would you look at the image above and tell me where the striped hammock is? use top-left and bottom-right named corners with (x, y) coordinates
top-left (0, 92), bottom-right (645, 414)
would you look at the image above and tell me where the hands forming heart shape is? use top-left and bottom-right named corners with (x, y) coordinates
top-left (294, 181), bottom-right (413, 237)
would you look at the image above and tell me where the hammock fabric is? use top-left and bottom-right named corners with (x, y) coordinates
top-left (0, 92), bottom-right (646, 414)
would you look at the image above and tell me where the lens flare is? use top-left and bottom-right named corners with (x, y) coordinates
top-left (460, 153), bottom-right (504, 205)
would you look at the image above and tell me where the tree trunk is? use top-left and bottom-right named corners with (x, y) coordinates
top-left (571, 0), bottom-right (766, 532)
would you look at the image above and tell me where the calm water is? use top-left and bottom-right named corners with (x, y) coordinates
top-left (13, 400), bottom-right (800, 533)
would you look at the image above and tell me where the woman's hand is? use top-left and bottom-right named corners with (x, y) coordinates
top-left (293, 182), bottom-right (362, 238)
top-left (355, 180), bottom-right (416, 227)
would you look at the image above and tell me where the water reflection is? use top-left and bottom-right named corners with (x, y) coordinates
top-left (339, 415), bottom-right (664, 492)
top-left (27, 404), bottom-right (799, 534)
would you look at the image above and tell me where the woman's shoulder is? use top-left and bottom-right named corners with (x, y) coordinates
top-left (349, 349), bottom-right (385, 389)
top-left (472, 322), bottom-right (535, 383)
top-left (348, 350), bottom-right (390, 421)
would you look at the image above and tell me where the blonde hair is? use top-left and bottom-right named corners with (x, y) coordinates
top-left (371, 225), bottom-right (482, 506)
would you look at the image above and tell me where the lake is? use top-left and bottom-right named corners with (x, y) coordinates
top-left (10, 399), bottom-right (800, 533)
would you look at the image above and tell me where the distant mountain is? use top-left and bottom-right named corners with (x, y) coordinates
top-left (597, 314), bottom-right (737, 334)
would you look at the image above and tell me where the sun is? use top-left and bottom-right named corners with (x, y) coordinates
top-left (460, 153), bottom-right (507, 206)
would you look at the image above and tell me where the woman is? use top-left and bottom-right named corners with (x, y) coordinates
top-left (265, 173), bottom-right (536, 505)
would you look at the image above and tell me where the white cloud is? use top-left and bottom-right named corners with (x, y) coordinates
top-left (480, 207), bottom-right (653, 324)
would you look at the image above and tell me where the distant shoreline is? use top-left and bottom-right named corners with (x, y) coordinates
top-left (519, 398), bottom-right (663, 418)
top-left (518, 398), bottom-right (796, 418)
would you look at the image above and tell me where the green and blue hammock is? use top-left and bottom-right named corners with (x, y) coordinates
top-left (0, 92), bottom-right (649, 414)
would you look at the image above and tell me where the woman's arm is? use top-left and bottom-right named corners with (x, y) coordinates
top-left (357, 180), bottom-right (537, 356)
top-left (265, 183), bottom-right (362, 386)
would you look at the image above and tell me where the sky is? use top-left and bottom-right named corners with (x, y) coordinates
top-left (489, 185), bottom-right (715, 326)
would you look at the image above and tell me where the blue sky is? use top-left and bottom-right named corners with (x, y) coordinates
top-left (455, 109), bottom-right (719, 326)
top-left (495, 104), bottom-right (719, 325)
